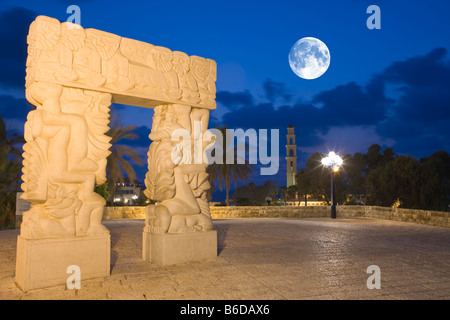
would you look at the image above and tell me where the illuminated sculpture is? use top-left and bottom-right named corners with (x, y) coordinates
top-left (16, 16), bottom-right (217, 291)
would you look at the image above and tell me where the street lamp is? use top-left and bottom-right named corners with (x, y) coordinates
top-left (321, 151), bottom-right (343, 219)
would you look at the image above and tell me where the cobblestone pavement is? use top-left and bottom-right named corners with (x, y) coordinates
top-left (1, 218), bottom-right (449, 300)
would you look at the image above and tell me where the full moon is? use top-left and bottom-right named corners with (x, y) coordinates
top-left (288, 37), bottom-right (330, 80)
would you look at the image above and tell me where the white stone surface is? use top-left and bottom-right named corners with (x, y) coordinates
top-left (142, 230), bottom-right (217, 265)
top-left (15, 234), bottom-right (110, 292)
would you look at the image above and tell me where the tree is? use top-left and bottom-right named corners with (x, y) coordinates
top-left (296, 168), bottom-right (312, 206)
top-left (287, 185), bottom-right (298, 203)
top-left (418, 151), bottom-right (450, 211)
top-left (207, 126), bottom-right (253, 206)
top-left (366, 155), bottom-right (422, 208)
top-left (366, 144), bottom-right (383, 172)
top-left (106, 114), bottom-right (143, 204)
top-left (297, 145), bottom-right (449, 211)
top-left (232, 180), bottom-right (278, 206)
top-left (342, 152), bottom-right (367, 204)
top-left (0, 116), bottom-right (25, 229)
top-left (304, 152), bottom-right (333, 204)
top-left (94, 182), bottom-right (110, 201)
top-left (278, 186), bottom-right (287, 205)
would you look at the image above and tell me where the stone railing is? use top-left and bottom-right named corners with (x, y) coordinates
top-left (362, 206), bottom-right (449, 227)
top-left (210, 205), bottom-right (449, 228)
top-left (101, 205), bottom-right (449, 228)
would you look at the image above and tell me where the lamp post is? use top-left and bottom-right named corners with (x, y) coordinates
top-left (321, 151), bottom-right (343, 219)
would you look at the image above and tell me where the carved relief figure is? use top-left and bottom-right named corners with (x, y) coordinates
top-left (189, 107), bottom-right (214, 218)
top-left (30, 17), bottom-right (78, 84)
top-left (90, 29), bottom-right (134, 91)
top-left (173, 51), bottom-right (200, 104)
top-left (205, 59), bottom-right (217, 106)
top-left (21, 82), bottom-right (111, 239)
top-left (190, 56), bottom-right (210, 105)
top-left (148, 46), bottom-right (182, 100)
top-left (73, 29), bottom-right (106, 87)
top-left (124, 42), bottom-right (172, 98)
top-left (27, 16), bottom-right (216, 109)
top-left (144, 104), bottom-right (212, 234)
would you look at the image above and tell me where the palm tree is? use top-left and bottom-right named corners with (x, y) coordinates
top-left (207, 126), bottom-right (253, 206)
top-left (296, 168), bottom-right (312, 206)
top-left (0, 116), bottom-right (25, 228)
top-left (278, 186), bottom-right (287, 205)
top-left (0, 116), bottom-right (24, 193)
top-left (287, 184), bottom-right (298, 204)
top-left (106, 113), bottom-right (143, 203)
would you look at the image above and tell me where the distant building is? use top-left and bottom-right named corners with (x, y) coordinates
top-left (284, 124), bottom-right (327, 206)
top-left (112, 178), bottom-right (144, 205)
top-left (285, 194), bottom-right (328, 206)
top-left (286, 123), bottom-right (297, 187)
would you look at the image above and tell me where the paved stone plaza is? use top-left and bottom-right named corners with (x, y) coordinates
top-left (1, 217), bottom-right (449, 300)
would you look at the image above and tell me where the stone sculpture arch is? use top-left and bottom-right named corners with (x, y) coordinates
top-left (16, 16), bottom-right (217, 291)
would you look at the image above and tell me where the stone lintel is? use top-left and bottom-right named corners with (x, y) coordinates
top-left (26, 16), bottom-right (216, 110)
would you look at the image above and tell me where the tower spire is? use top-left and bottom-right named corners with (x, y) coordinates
top-left (286, 124), bottom-right (297, 187)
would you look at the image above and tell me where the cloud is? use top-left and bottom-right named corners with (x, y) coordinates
top-left (263, 78), bottom-right (292, 103)
top-left (374, 48), bottom-right (450, 156)
top-left (378, 48), bottom-right (450, 88)
top-left (216, 83), bottom-right (388, 150)
top-left (214, 48), bottom-right (450, 160)
top-left (374, 48), bottom-right (450, 122)
top-left (312, 81), bottom-right (389, 128)
top-left (217, 79), bottom-right (390, 135)
top-left (305, 125), bottom-right (395, 156)
top-left (216, 90), bottom-right (254, 110)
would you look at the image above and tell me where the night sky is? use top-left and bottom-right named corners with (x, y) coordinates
top-left (1, 0), bottom-right (450, 200)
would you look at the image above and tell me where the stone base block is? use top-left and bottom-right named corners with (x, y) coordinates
top-left (15, 234), bottom-right (110, 292)
top-left (143, 230), bottom-right (217, 266)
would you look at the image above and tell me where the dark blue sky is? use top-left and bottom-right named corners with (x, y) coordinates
top-left (1, 0), bottom-right (450, 200)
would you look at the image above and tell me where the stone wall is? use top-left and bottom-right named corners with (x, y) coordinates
top-left (209, 205), bottom-right (329, 219)
top-left (101, 205), bottom-right (449, 228)
top-left (103, 206), bottom-right (146, 220)
top-left (210, 205), bottom-right (449, 228)
top-left (362, 206), bottom-right (449, 227)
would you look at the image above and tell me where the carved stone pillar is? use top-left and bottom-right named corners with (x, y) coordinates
top-left (16, 82), bottom-right (112, 291)
top-left (142, 104), bottom-right (217, 265)
top-left (21, 82), bottom-right (112, 238)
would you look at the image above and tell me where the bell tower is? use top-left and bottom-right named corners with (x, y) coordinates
top-left (286, 123), bottom-right (297, 187)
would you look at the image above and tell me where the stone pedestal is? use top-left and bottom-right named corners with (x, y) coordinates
top-left (15, 234), bottom-right (110, 292)
top-left (142, 231), bottom-right (217, 266)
